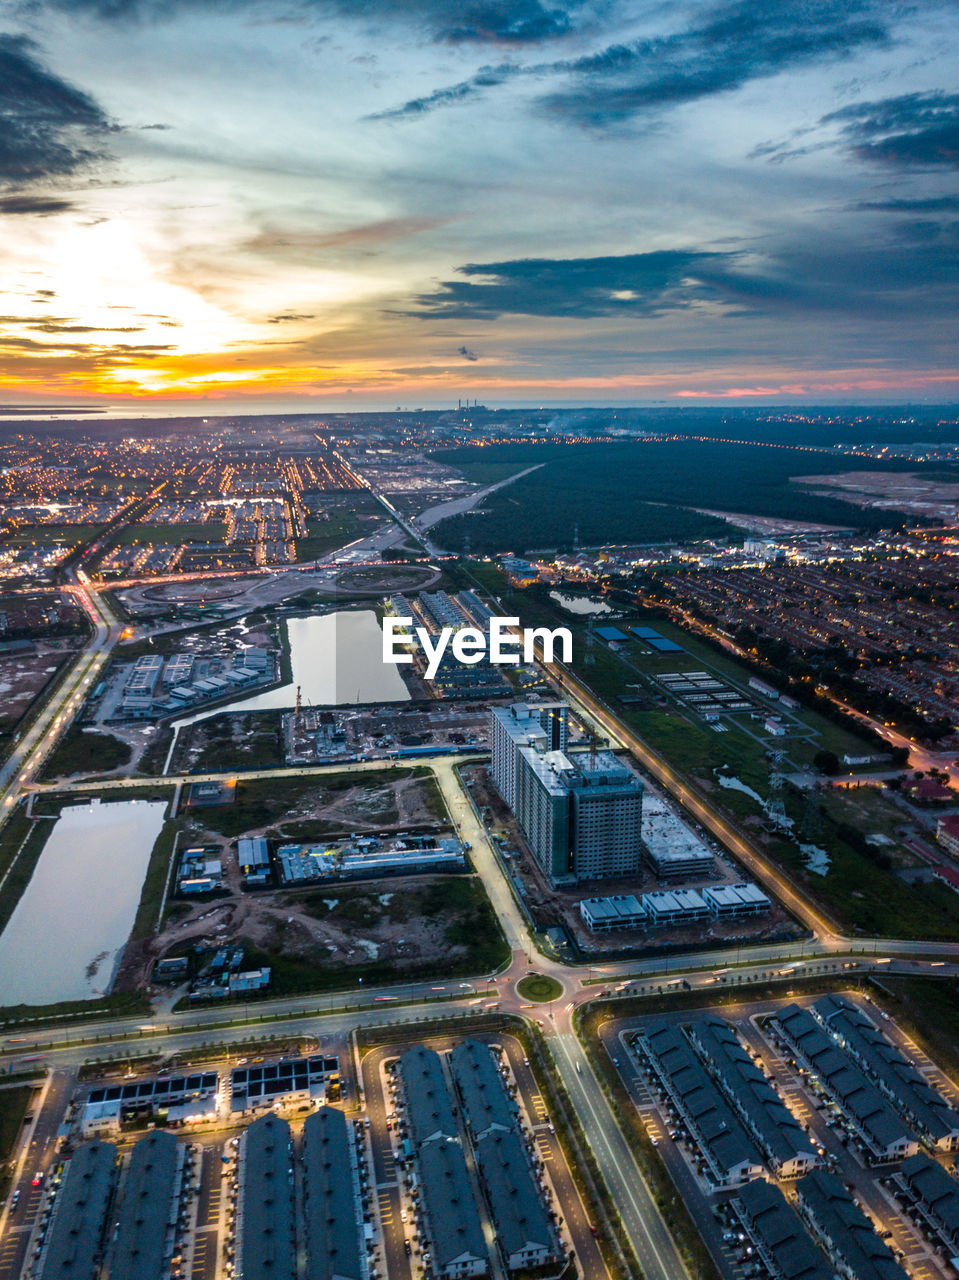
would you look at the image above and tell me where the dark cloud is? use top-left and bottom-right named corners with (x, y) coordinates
top-left (853, 195), bottom-right (959, 212)
top-left (823, 91), bottom-right (959, 168)
top-left (458, 344), bottom-right (479, 359)
top-left (34, 0), bottom-right (582, 44)
top-left (0, 193), bottom-right (75, 214)
top-left (267, 311), bottom-right (316, 323)
top-left (0, 34), bottom-right (111, 185)
top-left (376, 0), bottom-right (890, 125)
top-left (406, 250), bottom-right (737, 319)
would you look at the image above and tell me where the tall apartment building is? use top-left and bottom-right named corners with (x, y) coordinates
top-left (515, 746), bottom-right (643, 885)
top-left (489, 702), bottom-right (569, 810)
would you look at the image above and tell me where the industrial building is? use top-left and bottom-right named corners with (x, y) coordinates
top-left (687, 1017), bottom-right (819, 1178)
top-left (80, 1071), bottom-right (219, 1136)
top-left (641, 794), bottom-right (714, 879)
top-left (812, 994), bottom-right (959, 1150)
top-left (489, 702), bottom-right (569, 811)
top-left (735, 1179), bottom-right (832, 1280)
top-left (34, 1139), bottom-right (117, 1280)
top-left (579, 894), bottom-right (645, 930)
top-left (774, 1005), bottom-right (919, 1162)
top-left (233, 1113), bottom-right (295, 1280)
top-left (276, 835), bottom-right (464, 886)
top-left (302, 1107), bottom-right (368, 1280)
top-left (897, 1152), bottom-right (959, 1250)
top-left (106, 1131), bottom-right (185, 1280)
top-left (512, 742), bottom-right (643, 884)
top-left (638, 1023), bottom-right (763, 1186)
top-left (642, 888), bottom-right (710, 926)
top-left (794, 1169), bottom-right (909, 1280)
top-left (238, 836), bottom-right (271, 886)
top-left (230, 1055), bottom-right (339, 1114)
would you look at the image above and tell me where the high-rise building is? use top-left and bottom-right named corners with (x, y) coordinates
top-left (489, 702), bottom-right (568, 810)
top-left (513, 745), bottom-right (643, 885)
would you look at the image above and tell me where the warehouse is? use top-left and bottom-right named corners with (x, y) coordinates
top-left (302, 1107), bottom-right (368, 1280)
top-left (230, 1054), bottom-right (338, 1114)
top-left (398, 1046), bottom-right (458, 1145)
top-left (688, 1017), bottom-right (818, 1178)
top-left (795, 1169), bottom-right (908, 1280)
top-left (416, 1137), bottom-right (489, 1278)
top-left (35, 1139), bottom-right (117, 1280)
top-left (774, 1006), bottom-right (919, 1162)
top-left (449, 1040), bottom-right (516, 1141)
top-left (897, 1152), bottom-right (959, 1249)
top-left (234, 1113), bottom-right (295, 1280)
top-left (473, 1128), bottom-right (563, 1273)
top-left (639, 1023), bottom-right (762, 1186)
top-left (237, 836), bottom-right (271, 886)
top-left (107, 1131), bottom-right (185, 1280)
top-left (702, 882), bottom-right (771, 918)
top-left (642, 888), bottom-right (709, 926)
top-left (812, 995), bottom-right (959, 1150)
top-left (735, 1179), bottom-right (832, 1280)
top-left (579, 894), bottom-right (645, 931)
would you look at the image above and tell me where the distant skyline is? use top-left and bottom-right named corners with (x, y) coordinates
top-left (3, 0), bottom-right (959, 410)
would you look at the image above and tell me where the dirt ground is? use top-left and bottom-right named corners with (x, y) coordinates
top-left (0, 642), bottom-right (79, 732)
top-left (464, 763), bottom-right (801, 956)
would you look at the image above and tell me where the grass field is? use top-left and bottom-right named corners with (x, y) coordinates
top-left (115, 521), bottom-right (228, 546)
top-left (516, 973), bottom-right (563, 1002)
top-left (40, 726), bottom-right (131, 779)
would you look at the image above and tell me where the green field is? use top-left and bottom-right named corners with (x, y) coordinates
top-left (434, 441), bottom-right (909, 553)
top-left (115, 521), bottom-right (228, 546)
top-left (516, 973), bottom-right (563, 1002)
top-left (40, 726), bottom-right (131, 780)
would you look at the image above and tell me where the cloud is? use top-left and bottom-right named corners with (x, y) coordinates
top-left (35, 0), bottom-right (583, 44)
top-left (0, 34), bottom-right (111, 185)
top-left (0, 193), bottom-right (76, 214)
top-left (267, 311), bottom-right (316, 323)
top-left (853, 195), bottom-right (959, 212)
top-left (376, 0), bottom-right (890, 125)
top-left (823, 91), bottom-right (959, 167)
top-left (243, 215), bottom-right (444, 258)
top-left (458, 344), bottom-right (479, 360)
top-left (406, 250), bottom-right (737, 319)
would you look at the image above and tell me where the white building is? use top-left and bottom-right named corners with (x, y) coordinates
top-left (579, 895), bottom-right (645, 931)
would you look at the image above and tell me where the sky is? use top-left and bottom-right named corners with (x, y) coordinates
top-left (2, 0), bottom-right (959, 411)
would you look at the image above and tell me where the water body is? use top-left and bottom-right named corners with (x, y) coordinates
top-left (174, 610), bottom-right (409, 731)
top-left (0, 799), bottom-right (168, 1005)
top-left (549, 591), bottom-right (613, 616)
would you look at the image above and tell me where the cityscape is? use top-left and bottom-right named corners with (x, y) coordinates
top-left (3, 1), bottom-right (959, 1279)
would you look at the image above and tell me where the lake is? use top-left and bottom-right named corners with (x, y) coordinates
top-left (174, 609), bottom-right (410, 730)
top-left (0, 798), bottom-right (168, 1006)
top-left (549, 591), bottom-right (614, 616)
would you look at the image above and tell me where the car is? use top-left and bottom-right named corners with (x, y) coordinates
top-left (589, 1224), bottom-right (599, 1237)
top-left (404, 1241), bottom-right (412, 1256)
top-left (400, 1210), bottom-right (408, 1223)
top-left (11, 1190), bottom-right (20, 1208)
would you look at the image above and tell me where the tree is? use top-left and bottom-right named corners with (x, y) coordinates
top-left (813, 749), bottom-right (840, 776)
